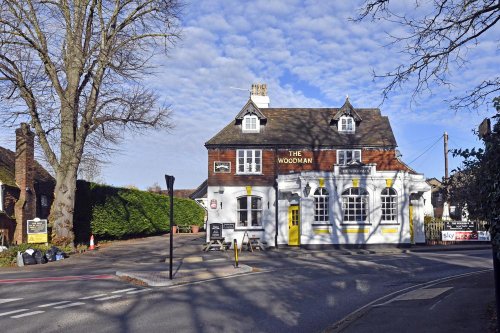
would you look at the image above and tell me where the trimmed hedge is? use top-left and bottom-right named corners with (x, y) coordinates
top-left (74, 181), bottom-right (204, 243)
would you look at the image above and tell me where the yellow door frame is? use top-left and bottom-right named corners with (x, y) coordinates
top-left (288, 205), bottom-right (300, 246)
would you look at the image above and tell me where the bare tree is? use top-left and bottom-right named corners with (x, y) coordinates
top-left (0, 0), bottom-right (181, 246)
top-left (355, 0), bottom-right (499, 110)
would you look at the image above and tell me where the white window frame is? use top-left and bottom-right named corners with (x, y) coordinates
top-left (236, 149), bottom-right (262, 174)
top-left (242, 115), bottom-right (260, 133)
top-left (342, 187), bottom-right (369, 224)
top-left (381, 187), bottom-right (398, 223)
top-left (237, 195), bottom-right (263, 228)
top-left (339, 116), bottom-right (355, 133)
top-left (314, 187), bottom-right (329, 223)
top-left (337, 149), bottom-right (361, 165)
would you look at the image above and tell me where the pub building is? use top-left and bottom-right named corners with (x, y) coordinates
top-left (200, 84), bottom-right (430, 248)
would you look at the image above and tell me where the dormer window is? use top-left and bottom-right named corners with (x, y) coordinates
top-left (243, 115), bottom-right (259, 133)
top-left (339, 116), bottom-right (355, 133)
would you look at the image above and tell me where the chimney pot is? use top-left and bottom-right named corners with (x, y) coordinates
top-left (250, 83), bottom-right (270, 108)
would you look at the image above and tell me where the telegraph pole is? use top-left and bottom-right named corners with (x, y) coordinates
top-left (444, 132), bottom-right (449, 180)
top-left (442, 132), bottom-right (450, 220)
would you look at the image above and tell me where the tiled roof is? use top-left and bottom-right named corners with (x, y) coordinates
top-left (206, 107), bottom-right (397, 148)
top-left (0, 146), bottom-right (55, 188)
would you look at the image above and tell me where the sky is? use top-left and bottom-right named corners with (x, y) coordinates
top-left (0, 0), bottom-right (498, 190)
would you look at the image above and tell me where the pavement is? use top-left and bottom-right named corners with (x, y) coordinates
top-left (1, 232), bottom-right (496, 332)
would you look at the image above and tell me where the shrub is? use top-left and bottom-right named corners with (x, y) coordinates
top-left (74, 181), bottom-right (204, 243)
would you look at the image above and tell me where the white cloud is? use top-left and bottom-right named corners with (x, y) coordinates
top-left (1, 0), bottom-right (496, 189)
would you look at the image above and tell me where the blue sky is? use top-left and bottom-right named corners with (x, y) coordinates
top-left (0, 0), bottom-right (498, 190)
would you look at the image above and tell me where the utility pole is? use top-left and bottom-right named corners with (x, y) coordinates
top-left (444, 132), bottom-right (449, 180)
top-left (442, 132), bottom-right (450, 221)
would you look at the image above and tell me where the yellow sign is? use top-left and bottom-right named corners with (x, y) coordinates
top-left (319, 178), bottom-right (325, 187)
top-left (342, 228), bottom-right (369, 234)
top-left (352, 178), bottom-right (359, 187)
top-left (381, 228), bottom-right (398, 234)
top-left (277, 151), bottom-right (313, 164)
top-left (28, 234), bottom-right (48, 243)
top-left (246, 186), bottom-right (252, 195)
top-left (386, 179), bottom-right (393, 187)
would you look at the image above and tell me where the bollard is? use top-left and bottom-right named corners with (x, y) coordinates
top-left (234, 239), bottom-right (239, 268)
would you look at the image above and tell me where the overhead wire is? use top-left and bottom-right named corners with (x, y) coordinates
top-left (407, 134), bottom-right (444, 166)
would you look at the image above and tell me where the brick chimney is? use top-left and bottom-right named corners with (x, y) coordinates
top-left (14, 123), bottom-right (36, 244)
top-left (250, 83), bottom-right (270, 108)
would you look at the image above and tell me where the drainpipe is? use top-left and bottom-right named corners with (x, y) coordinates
top-left (0, 183), bottom-right (4, 212)
top-left (274, 147), bottom-right (279, 248)
top-left (274, 180), bottom-right (279, 248)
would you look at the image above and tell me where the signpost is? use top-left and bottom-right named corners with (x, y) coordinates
top-left (27, 218), bottom-right (48, 244)
top-left (165, 175), bottom-right (175, 280)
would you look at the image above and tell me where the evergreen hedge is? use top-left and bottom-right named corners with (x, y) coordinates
top-left (74, 181), bottom-right (204, 243)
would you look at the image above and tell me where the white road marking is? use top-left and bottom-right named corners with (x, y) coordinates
top-left (111, 288), bottom-right (136, 294)
top-left (38, 301), bottom-right (72, 308)
top-left (54, 302), bottom-right (85, 309)
top-left (0, 309), bottom-right (30, 317)
top-left (393, 287), bottom-right (453, 301)
top-left (95, 295), bottom-right (122, 301)
top-left (79, 294), bottom-right (108, 300)
top-left (0, 298), bottom-right (23, 304)
top-left (11, 310), bottom-right (45, 318)
top-left (126, 289), bottom-right (151, 294)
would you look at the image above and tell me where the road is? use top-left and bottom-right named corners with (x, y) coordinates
top-left (0, 236), bottom-right (493, 332)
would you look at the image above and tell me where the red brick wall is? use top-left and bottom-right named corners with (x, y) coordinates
top-left (208, 149), bottom-right (276, 186)
top-left (208, 148), bottom-right (411, 185)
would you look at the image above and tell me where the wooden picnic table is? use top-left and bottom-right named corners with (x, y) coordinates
top-left (202, 238), bottom-right (227, 251)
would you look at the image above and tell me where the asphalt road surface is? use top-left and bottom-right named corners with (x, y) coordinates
top-left (0, 242), bottom-right (493, 333)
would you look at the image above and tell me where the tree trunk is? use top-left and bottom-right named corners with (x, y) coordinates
top-left (49, 166), bottom-right (78, 248)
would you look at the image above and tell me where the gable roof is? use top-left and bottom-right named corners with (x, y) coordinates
top-left (235, 99), bottom-right (267, 121)
top-left (332, 98), bottom-right (362, 122)
top-left (0, 146), bottom-right (55, 188)
top-left (206, 106), bottom-right (397, 148)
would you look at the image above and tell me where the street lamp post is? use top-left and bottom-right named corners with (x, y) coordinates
top-left (165, 175), bottom-right (175, 280)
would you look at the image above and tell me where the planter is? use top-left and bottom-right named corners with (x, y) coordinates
top-left (191, 225), bottom-right (200, 233)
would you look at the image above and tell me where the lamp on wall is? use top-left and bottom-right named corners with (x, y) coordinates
top-left (304, 182), bottom-right (311, 197)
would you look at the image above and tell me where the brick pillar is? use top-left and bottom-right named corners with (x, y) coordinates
top-left (14, 123), bottom-right (36, 244)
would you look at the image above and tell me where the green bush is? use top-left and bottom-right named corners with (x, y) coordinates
top-left (74, 181), bottom-right (204, 243)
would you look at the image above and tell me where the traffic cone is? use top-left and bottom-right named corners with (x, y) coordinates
top-left (89, 234), bottom-right (95, 250)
